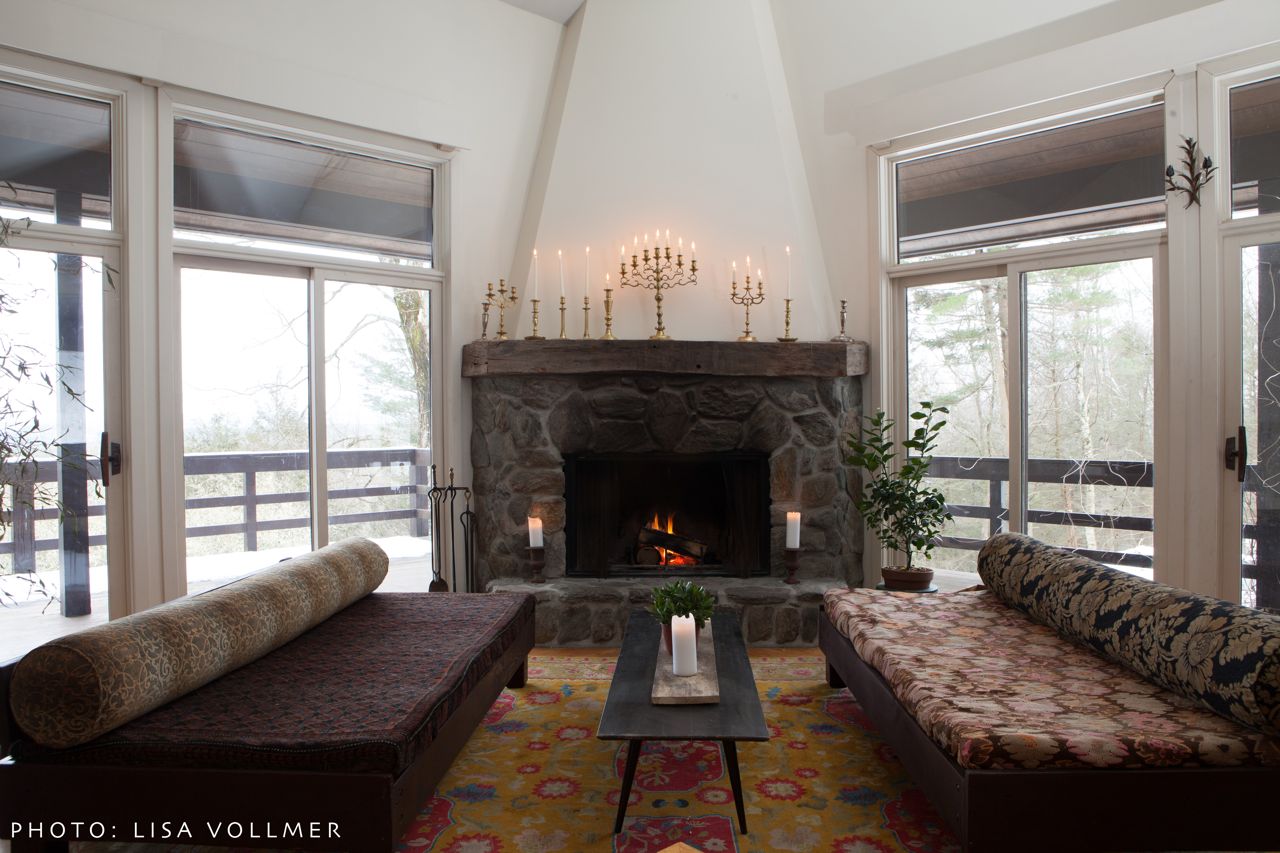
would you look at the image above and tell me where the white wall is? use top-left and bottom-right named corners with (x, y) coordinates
top-left (513, 0), bottom-right (831, 342)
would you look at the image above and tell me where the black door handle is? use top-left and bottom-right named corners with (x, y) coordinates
top-left (99, 432), bottom-right (122, 487)
top-left (1225, 425), bottom-right (1247, 484)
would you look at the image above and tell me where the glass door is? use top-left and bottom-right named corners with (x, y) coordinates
top-left (1227, 236), bottom-right (1280, 608)
top-left (0, 246), bottom-right (119, 657)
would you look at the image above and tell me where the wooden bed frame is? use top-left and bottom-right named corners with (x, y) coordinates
top-left (0, 615), bottom-right (533, 853)
top-left (819, 608), bottom-right (1280, 853)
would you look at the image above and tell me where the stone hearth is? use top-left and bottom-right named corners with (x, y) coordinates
top-left (463, 339), bottom-right (867, 645)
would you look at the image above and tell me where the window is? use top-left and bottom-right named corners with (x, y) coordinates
top-left (1230, 75), bottom-right (1280, 219)
top-left (895, 103), bottom-right (1165, 262)
top-left (174, 114), bottom-right (440, 594)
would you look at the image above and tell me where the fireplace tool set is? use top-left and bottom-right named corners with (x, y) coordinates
top-left (426, 465), bottom-right (477, 592)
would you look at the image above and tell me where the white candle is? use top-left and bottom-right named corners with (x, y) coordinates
top-left (532, 249), bottom-right (539, 300)
top-left (672, 614), bottom-right (697, 676)
top-left (558, 249), bottom-right (565, 298)
top-left (585, 246), bottom-right (591, 293)
top-left (786, 245), bottom-right (792, 300)
top-left (786, 511), bottom-right (801, 549)
top-left (528, 517), bottom-right (544, 548)
top-left (691, 241), bottom-right (696, 260)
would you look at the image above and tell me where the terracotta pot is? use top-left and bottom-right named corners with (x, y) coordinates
top-left (881, 566), bottom-right (934, 591)
top-left (660, 622), bottom-right (702, 653)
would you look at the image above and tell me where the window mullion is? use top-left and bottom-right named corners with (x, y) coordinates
top-left (309, 270), bottom-right (329, 551)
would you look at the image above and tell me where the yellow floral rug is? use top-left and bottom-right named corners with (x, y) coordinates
top-left (399, 648), bottom-right (958, 853)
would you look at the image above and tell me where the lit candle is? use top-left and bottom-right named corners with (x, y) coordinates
top-left (672, 613), bottom-right (697, 676)
top-left (528, 516), bottom-right (544, 549)
top-left (585, 246), bottom-right (591, 293)
top-left (786, 245), bottom-right (792, 300)
top-left (786, 511), bottom-right (801, 549)
top-left (558, 249), bottom-right (565, 298)
top-left (691, 241), bottom-right (696, 260)
top-left (620, 244), bottom-right (626, 262)
top-left (757, 269), bottom-right (764, 294)
top-left (532, 249), bottom-right (539, 300)
top-left (731, 261), bottom-right (738, 292)
top-left (665, 228), bottom-right (670, 247)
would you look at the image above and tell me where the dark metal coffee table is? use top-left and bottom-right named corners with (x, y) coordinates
top-left (597, 609), bottom-right (769, 835)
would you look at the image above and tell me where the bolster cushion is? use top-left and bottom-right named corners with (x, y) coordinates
top-left (9, 537), bottom-right (388, 749)
top-left (978, 532), bottom-right (1280, 736)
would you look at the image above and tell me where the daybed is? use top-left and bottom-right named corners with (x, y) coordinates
top-left (0, 537), bottom-right (534, 853)
top-left (820, 532), bottom-right (1280, 853)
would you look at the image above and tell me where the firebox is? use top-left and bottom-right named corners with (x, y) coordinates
top-left (563, 451), bottom-right (770, 578)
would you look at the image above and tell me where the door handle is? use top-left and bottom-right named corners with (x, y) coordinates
top-left (99, 432), bottom-right (122, 487)
top-left (1225, 425), bottom-right (1247, 484)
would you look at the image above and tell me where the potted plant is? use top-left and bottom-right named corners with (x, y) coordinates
top-left (844, 402), bottom-right (952, 591)
top-left (649, 579), bottom-right (716, 652)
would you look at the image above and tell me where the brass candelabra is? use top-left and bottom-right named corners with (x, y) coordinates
top-left (601, 287), bottom-right (617, 340)
top-left (619, 242), bottom-right (697, 340)
top-left (485, 280), bottom-right (518, 341)
top-left (730, 269), bottom-right (765, 342)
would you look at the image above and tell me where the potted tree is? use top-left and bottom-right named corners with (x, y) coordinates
top-left (649, 579), bottom-right (716, 652)
top-left (845, 402), bottom-right (952, 591)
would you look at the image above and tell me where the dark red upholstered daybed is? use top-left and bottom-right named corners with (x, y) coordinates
top-left (0, 540), bottom-right (534, 853)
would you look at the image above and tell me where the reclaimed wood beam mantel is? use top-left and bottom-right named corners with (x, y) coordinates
top-left (461, 340), bottom-right (868, 378)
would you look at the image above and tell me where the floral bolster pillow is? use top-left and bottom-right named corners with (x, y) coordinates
top-left (9, 537), bottom-right (389, 749)
top-left (978, 532), bottom-right (1280, 736)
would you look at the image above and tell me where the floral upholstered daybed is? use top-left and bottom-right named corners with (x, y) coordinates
top-left (820, 533), bottom-right (1280, 853)
top-left (0, 538), bottom-right (534, 853)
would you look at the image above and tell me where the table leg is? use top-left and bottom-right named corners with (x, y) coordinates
top-left (723, 740), bottom-right (747, 834)
top-left (613, 739), bottom-right (643, 834)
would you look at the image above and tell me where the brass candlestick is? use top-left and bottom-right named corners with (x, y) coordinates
top-left (558, 295), bottom-right (568, 339)
top-left (729, 270), bottom-right (765, 342)
top-left (620, 243), bottom-right (697, 340)
top-left (525, 298), bottom-right (545, 340)
top-left (487, 280), bottom-right (518, 341)
top-left (777, 298), bottom-right (797, 342)
top-left (481, 299), bottom-right (492, 340)
top-left (582, 296), bottom-right (592, 339)
top-left (602, 288), bottom-right (617, 340)
top-left (831, 298), bottom-right (852, 342)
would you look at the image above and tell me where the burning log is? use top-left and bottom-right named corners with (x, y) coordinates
top-left (638, 526), bottom-right (709, 561)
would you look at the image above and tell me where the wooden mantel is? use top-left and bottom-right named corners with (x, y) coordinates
top-left (461, 339), bottom-right (868, 378)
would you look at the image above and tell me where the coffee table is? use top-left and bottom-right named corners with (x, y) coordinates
top-left (597, 609), bottom-right (769, 835)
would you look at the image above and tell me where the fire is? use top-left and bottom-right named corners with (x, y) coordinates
top-left (648, 511), bottom-right (697, 567)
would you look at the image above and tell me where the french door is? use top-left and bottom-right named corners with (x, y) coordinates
top-left (901, 242), bottom-right (1162, 577)
top-left (176, 255), bottom-right (437, 594)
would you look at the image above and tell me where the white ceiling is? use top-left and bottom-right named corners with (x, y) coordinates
top-left (499, 0), bottom-right (583, 24)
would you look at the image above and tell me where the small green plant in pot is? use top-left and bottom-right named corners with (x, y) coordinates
top-left (845, 402), bottom-right (953, 590)
top-left (649, 579), bottom-right (716, 652)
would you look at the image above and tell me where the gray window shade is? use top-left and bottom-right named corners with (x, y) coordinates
top-left (1230, 76), bottom-right (1280, 218)
top-left (896, 103), bottom-right (1164, 260)
top-left (0, 81), bottom-right (111, 226)
top-left (174, 119), bottom-right (433, 261)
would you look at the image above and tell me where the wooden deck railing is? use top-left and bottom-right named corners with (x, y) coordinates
top-left (0, 447), bottom-right (431, 571)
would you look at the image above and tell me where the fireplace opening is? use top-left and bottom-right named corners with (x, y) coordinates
top-left (564, 451), bottom-right (770, 578)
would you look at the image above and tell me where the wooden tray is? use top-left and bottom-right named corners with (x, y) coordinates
top-left (651, 623), bottom-right (720, 705)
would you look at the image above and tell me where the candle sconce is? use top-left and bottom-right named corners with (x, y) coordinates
top-left (620, 242), bottom-right (697, 340)
top-left (528, 546), bottom-right (546, 585)
top-left (729, 270), bottom-right (765, 342)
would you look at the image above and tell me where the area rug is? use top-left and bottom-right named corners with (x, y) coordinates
top-left (401, 648), bottom-right (958, 853)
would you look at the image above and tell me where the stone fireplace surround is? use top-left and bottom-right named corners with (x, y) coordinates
top-left (463, 339), bottom-right (867, 645)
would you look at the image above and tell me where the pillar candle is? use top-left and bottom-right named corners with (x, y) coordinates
top-left (672, 614), bottom-right (697, 676)
top-left (786, 511), bottom-right (801, 549)
top-left (528, 517), bottom-right (544, 548)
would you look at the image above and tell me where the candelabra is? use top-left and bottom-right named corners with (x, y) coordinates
top-left (525, 298), bottom-right (545, 341)
top-left (582, 297), bottom-right (592, 339)
top-left (485, 280), bottom-right (518, 341)
top-left (558, 296), bottom-right (568, 339)
top-left (777, 298), bottom-right (797, 342)
top-left (601, 288), bottom-right (617, 340)
top-left (729, 270), bottom-right (765, 342)
top-left (619, 241), bottom-right (697, 340)
top-left (831, 299), bottom-right (852, 343)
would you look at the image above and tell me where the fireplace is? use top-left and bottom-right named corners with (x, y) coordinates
top-left (564, 451), bottom-right (770, 578)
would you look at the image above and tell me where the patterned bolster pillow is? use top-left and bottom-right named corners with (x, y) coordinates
top-left (978, 532), bottom-right (1280, 736)
top-left (9, 537), bottom-right (388, 749)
